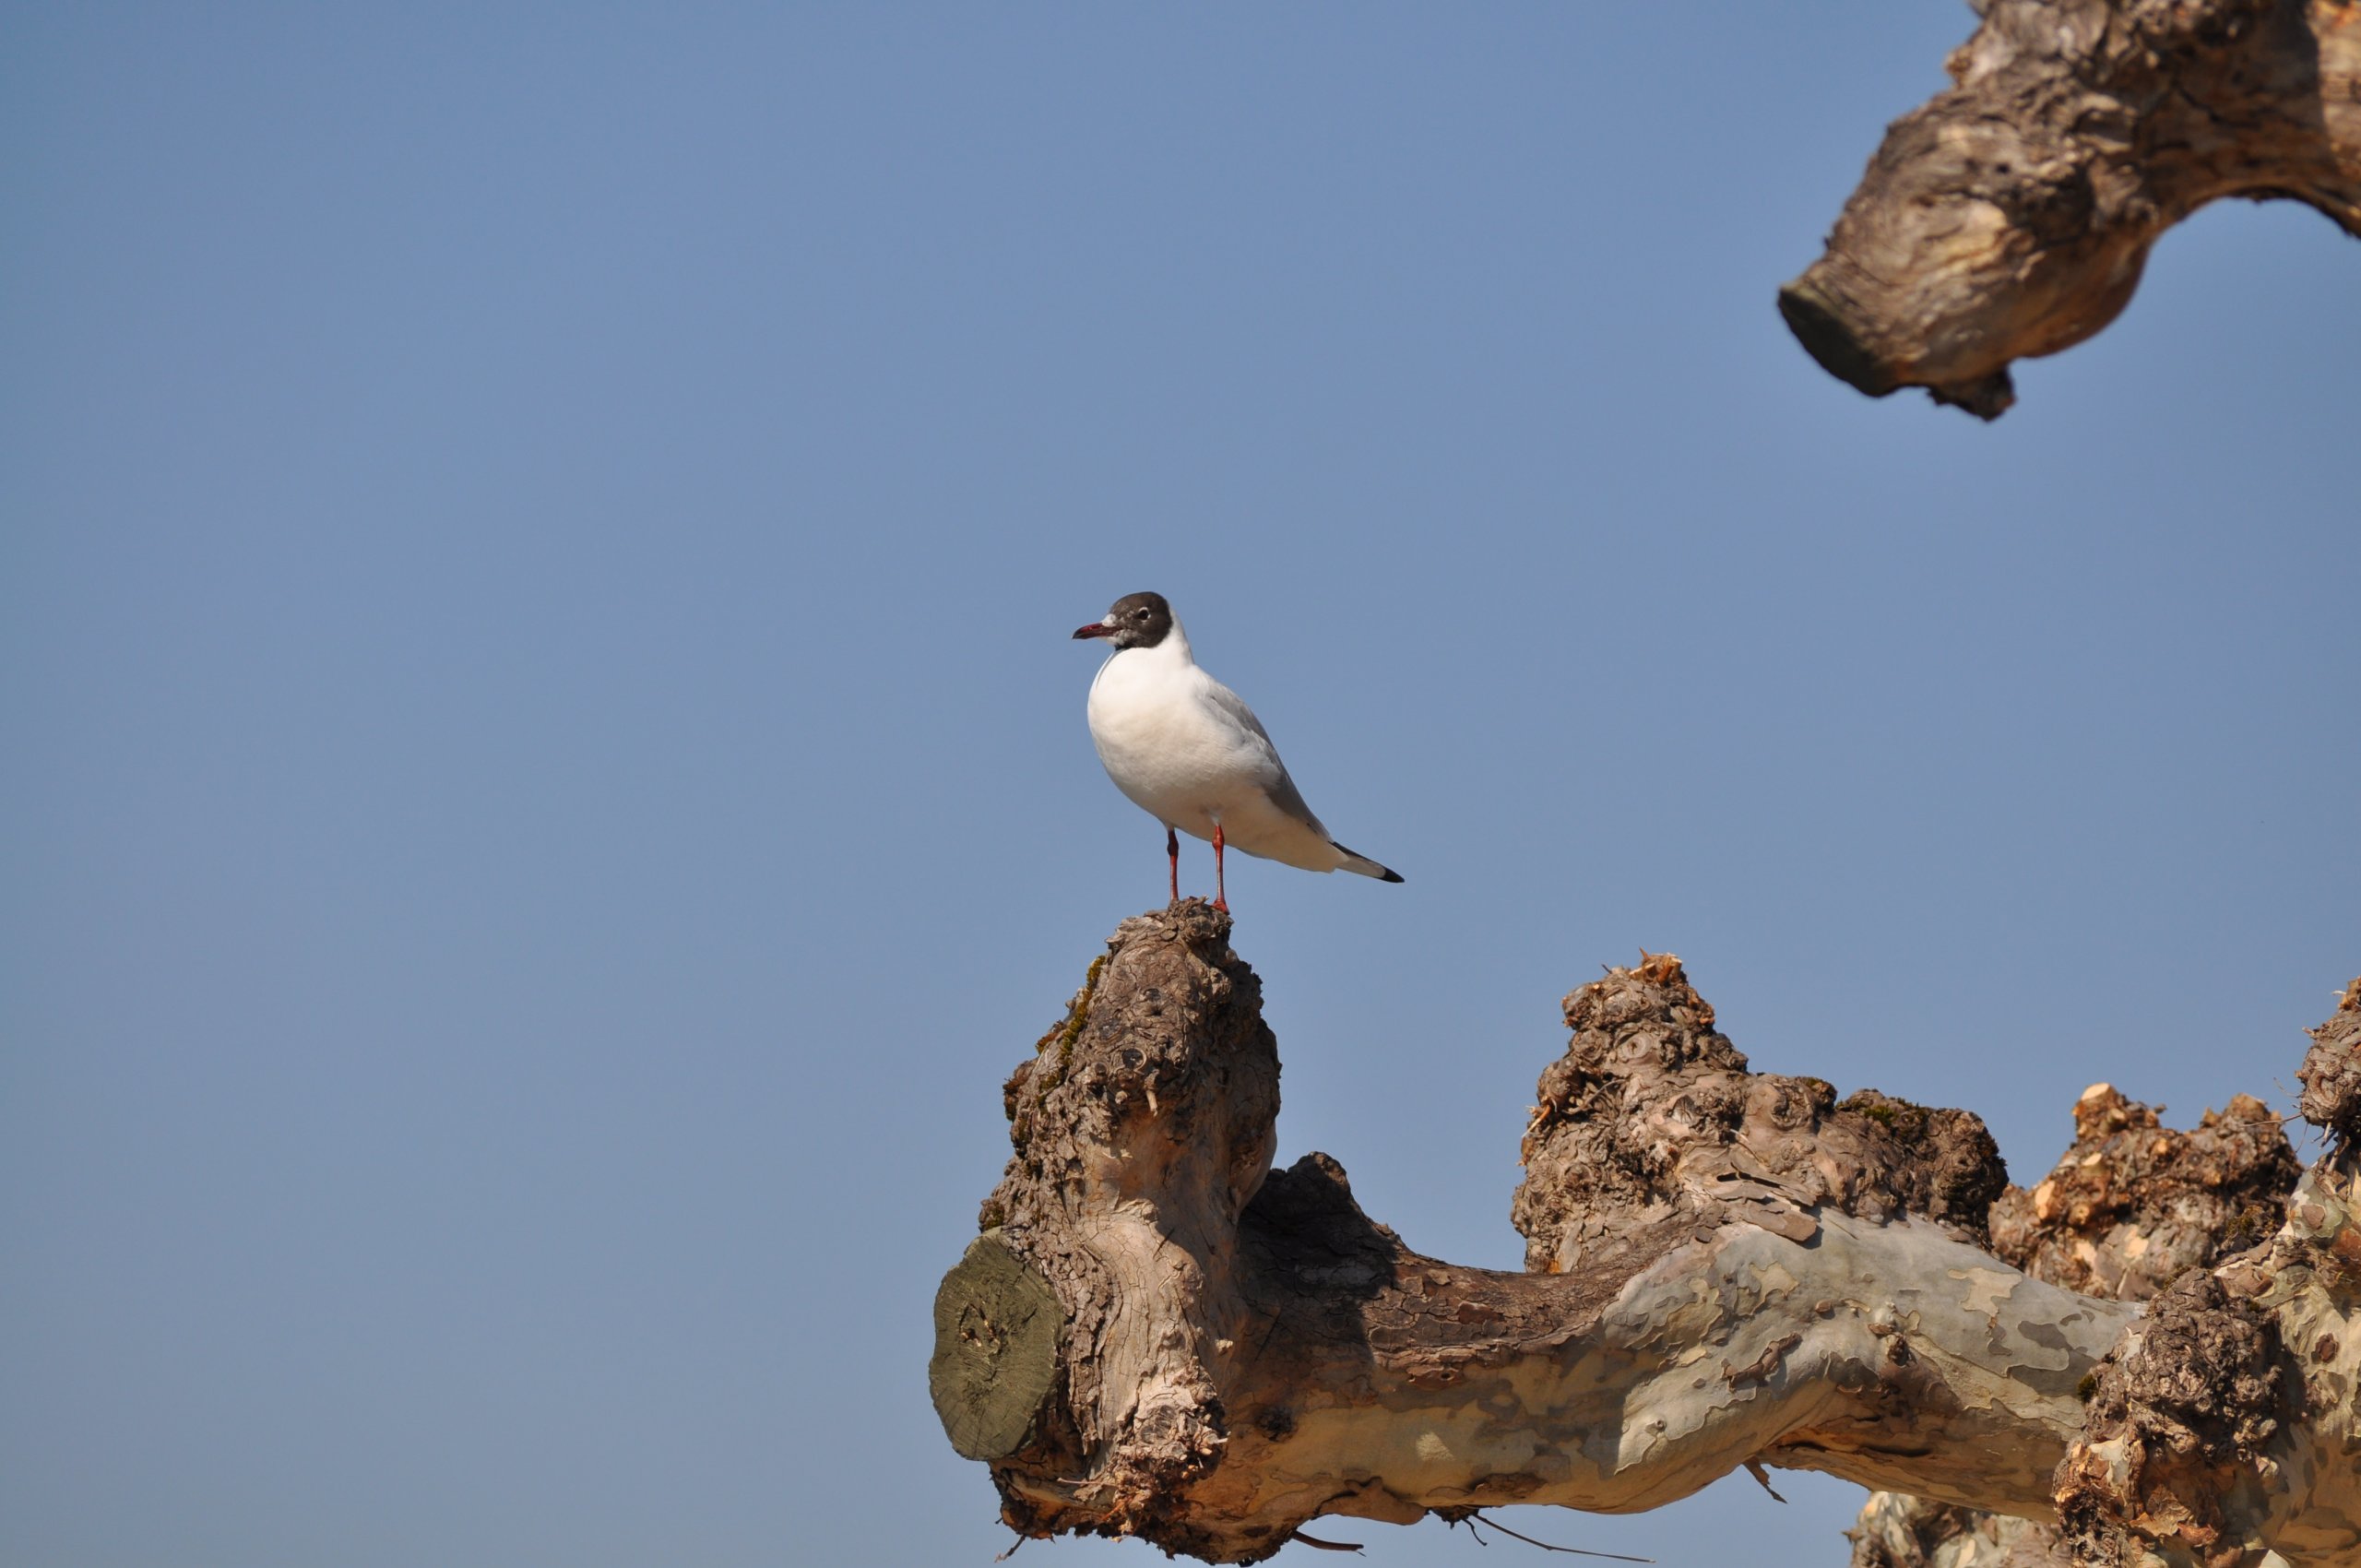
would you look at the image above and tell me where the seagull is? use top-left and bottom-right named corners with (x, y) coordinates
top-left (1073, 591), bottom-right (1403, 910)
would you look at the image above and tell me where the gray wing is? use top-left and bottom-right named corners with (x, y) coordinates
top-left (1199, 678), bottom-right (1332, 837)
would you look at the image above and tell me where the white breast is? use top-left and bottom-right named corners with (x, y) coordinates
top-left (1089, 630), bottom-right (1258, 802)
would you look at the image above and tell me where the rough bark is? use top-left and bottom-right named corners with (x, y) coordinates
top-left (1852, 1491), bottom-right (2093, 1568)
top-left (2296, 978), bottom-right (2361, 1152)
top-left (1780, 0), bottom-right (2361, 418)
top-left (931, 909), bottom-right (2361, 1566)
top-left (1513, 949), bottom-right (2006, 1272)
top-left (1849, 1086), bottom-right (2301, 1568)
top-left (1990, 1087), bottom-right (2300, 1303)
top-left (2047, 982), bottom-right (2361, 1567)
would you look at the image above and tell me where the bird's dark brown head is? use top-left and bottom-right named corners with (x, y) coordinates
top-left (1073, 591), bottom-right (1173, 650)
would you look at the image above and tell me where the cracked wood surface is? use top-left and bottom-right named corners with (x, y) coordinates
top-left (1781, 0), bottom-right (2361, 417)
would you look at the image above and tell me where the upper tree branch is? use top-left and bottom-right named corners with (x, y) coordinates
top-left (1780, 0), bottom-right (2361, 418)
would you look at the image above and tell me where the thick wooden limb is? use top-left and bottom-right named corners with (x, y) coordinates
top-left (1242, 1173), bottom-right (2129, 1520)
top-left (932, 909), bottom-right (2361, 1564)
top-left (1780, 0), bottom-right (2361, 418)
top-left (970, 1156), bottom-right (2133, 1560)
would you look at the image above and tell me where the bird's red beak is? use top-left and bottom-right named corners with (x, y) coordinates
top-left (1072, 622), bottom-right (1113, 640)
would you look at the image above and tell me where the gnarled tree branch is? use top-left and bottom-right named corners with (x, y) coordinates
top-left (931, 905), bottom-right (2361, 1565)
top-left (1851, 1083), bottom-right (2302, 1568)
top-left (1780, 0), bottom-right (2361, 418)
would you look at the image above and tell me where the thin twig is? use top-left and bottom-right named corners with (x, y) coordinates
top-left (993, 1535), bottom-right (1026, 1562)
top-left (1289, 1529), bottom-right (1365, 1552)
top-left (1743, 1458), bottom-right (1788, 1503)
top-left (1460, 1511), bottom-right (1654, 1562)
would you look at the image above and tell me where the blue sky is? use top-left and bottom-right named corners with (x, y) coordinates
top-left (4, 6), bottom-right (2355, 1566)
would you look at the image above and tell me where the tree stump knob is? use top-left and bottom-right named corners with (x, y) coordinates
top-left (929, 1232), bottom-right (1062, 1461)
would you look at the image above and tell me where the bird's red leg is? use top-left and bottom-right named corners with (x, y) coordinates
top-left (1212, 824), bottom-right (1228, 912)
top-left (1165, 826), bottom-right (1180, 905)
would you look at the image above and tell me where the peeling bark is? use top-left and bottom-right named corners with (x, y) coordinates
top-left (1852, 994), bottom-right (2361, 1568)
top-left (1850, 1083), bottom-right (2301, 1568)
top-left (1781, 0), bottom-right (2361, 417)
top-left (930, 910), bottom-right (2361, 1566)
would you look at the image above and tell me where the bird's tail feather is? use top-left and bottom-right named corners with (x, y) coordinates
top-left (1332, 842), bottom-right (1404, 883)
